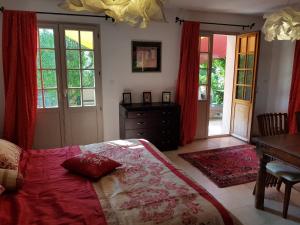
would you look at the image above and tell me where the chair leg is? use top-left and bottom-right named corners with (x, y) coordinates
top-left (276, 178), bottom-right (283, 191)
top-left (283, 183), bottom-right (292, 219)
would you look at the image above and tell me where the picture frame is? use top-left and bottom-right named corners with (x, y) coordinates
top-left (122, 92), bottom-right (132, 105)
top-left (162, 91), bottom-right (171, 104)
top-left (143, 92), bottom-right (152, 104)
top-left (132, 41), bottom-right (161, 72)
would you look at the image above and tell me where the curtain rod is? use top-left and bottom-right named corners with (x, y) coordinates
top-left (175, 17), bottom-right (255, 30)
top-left (0, 6), bottom-right (114, 21)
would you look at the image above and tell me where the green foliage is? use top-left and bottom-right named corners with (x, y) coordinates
top-left (199, 58), bottom-right (226, 105)
top-left (38, 29), bottom-right (95, 108)
top-left (211, 58), bottom-right (225, 105)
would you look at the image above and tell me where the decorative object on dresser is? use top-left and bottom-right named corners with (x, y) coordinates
top-left (122, 92), bottom-right (132, 105)
top-left (119, 103), bottom-right (180, 151)
top-left (143, 92), bottom-right (152, 104)
top-left (162, 91), bottom-right (171, 103)
top-left (132, 41), bottom-right (161, 72)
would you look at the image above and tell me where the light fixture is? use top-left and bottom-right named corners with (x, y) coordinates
top-left (59, 0), bottom-right (167, 28)
top-left (262, 7), bottom-right (300, 41)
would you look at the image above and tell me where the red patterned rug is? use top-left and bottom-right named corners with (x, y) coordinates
top-left (179, 145), bottom-right (259, 188)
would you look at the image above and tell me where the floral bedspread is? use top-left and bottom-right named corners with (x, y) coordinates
top-left (81, 139), bottom-right (242, 225)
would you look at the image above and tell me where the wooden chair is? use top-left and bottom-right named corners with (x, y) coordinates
top-left (255, 113), bottom-right (300, 218)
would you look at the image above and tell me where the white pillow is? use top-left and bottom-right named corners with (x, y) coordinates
top-left (0, 169), bottom-right (22, 191)
top-left (0, 139), bottom-right (22, 170)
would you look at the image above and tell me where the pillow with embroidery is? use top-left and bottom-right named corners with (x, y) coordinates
top-left (61, 153), bottom-right (121, 179)
top-left (0, 185), bottom-right (5, 195)
top-left (0, 139), bottom-right (22, 170)
top-left (0, 169), bottom-right (23, 191)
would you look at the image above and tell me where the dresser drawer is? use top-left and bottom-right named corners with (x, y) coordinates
top-left (125, 129), bottom-right (156, 139)
top-left (125, 118), bottom-right (159, 129)
top-left (127, 110), bottom-right (160, 119)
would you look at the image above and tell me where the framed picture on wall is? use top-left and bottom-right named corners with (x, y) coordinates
top-left (143, 92), bottom-right (152, 104)
top-left (132, 41), bottom-right (161, 72)
top-left (162, 91), bottom-right (171, 103)
top-left (122, 92), bottom-right (132, 105)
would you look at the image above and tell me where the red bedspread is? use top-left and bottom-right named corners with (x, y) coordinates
top-left (0, 146), bottom-right (107, 225)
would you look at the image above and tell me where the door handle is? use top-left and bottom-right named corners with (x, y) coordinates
top-left (137, 122), bottom-right (145, 125)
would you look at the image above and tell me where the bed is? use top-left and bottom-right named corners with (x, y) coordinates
top-left (0, 139), bottom-right (242, 225)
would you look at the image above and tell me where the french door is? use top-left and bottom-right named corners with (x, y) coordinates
top-left (230, 32), bottom-right (260, 141)
top-left (34, 23), bottom-right (103, 149)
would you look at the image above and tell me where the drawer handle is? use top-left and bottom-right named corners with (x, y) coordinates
top-left (137, 132), bottom-right (144, 136)
top-left (137, 122), bottom-right (145, 125)
top-left (137, 113), bottom-right (144, 116)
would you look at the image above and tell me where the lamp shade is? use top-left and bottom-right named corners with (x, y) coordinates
top-left (59, 0), bottom-right (167, 28)
top-left (262, 7), bottom-right (300, 41)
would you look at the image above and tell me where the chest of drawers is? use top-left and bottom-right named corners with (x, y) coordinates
top-left (119, 103), bottom-right (180, 151)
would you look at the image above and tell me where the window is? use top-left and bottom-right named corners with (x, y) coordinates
top-left (199, 36), bottom-right (210, 101)
top-left (37, 28), bottom-right (59, 108)
top-left (36, 26), bottom-right (97, 109)
top-left (235, 36), bottom-right (255, 101)
top-left (65, 30), bottom-right (96, 107)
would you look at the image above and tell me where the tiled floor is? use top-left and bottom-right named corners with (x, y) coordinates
top-left (163, 137), bottom-right (300, 225)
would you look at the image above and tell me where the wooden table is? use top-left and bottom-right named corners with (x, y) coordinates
top-left (254, 134), bottom-right (300, 210)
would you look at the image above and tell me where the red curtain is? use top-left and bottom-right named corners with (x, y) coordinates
top-left (176, 21), bottom-right (200, 145)
top-left (2, 10), bottom-right (38, 149)
top-left (288, 41), bottom-right (300, 134)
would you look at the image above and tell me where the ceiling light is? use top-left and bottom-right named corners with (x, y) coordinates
top-left (59, 0), bottom-right (167, 28)
top-left (262, 7), bottom-right (300, 41)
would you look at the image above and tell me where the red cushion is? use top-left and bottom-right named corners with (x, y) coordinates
top-left (61, 153), bottom-right (121, 179)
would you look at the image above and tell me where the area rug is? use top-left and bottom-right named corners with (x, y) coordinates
top-left (179, 145), bottom-right (259, 188)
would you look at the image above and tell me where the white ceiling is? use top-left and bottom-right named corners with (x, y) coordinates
top-left (166, 0), bottom-right (300, 15)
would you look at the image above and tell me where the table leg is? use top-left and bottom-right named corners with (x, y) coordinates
top-left (255, 153), bottom-right (268, 209)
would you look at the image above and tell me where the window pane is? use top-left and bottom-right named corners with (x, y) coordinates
top-left (237, 71), bottom-right (245, 84)
top-left (245, 70), bottom-right (253, 85)
top-left (82, 70), bottom-right (95, 88)
top-left (238, 54), bottom-right (246, 68)
top-left (80, 31), bottom-right (94, 50)
top-left (246, 54), bottom-right (254, 68)
top-left (66, 50), bottom-right (80, 69)
top-left (42, 70), bottom-right (57, 88)
top-left (239, 37), bottom-right (247, 53)
top-left (44, 90), bottom-right (58, 108)
top-left (81, 51), bottom-right (94, 69)
top-left (37, 51), bottom-right (40, 69)
top-left (248, 36), bottom-right (256, 52)
top-left (199, 67), bottom-right (207, 85)
top-left (68, 89), bottom-right (82, 107)
top-left (198, 85), bottom-right (207, 100)
top-left (39, 28), bottom-right (54, 48)
top-left (236, 86), bottom-right (244, 99)
top-left (199, 36), bottom-right (209, 52)
top-left (41, 49), bottom-right (56, 69)
top-left (245, 87), bottom-right (252, 100)
top-left (38, 90), bottom-right (43, 108)
top-left (37, 70), bottom-right (42, 89)
top-left (83, 89), bottom-right (96, 106)
top-left (65, 30), bottom-right (79, 49)
top-left (67, 70), bottom-right (81, 88)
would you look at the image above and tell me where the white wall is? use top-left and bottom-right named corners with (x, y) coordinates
top-left (0, 0), bottom-right (296, 141)
top-left (252, 39), bottom-right (295, 135)
top-left (223, 35), bottom-right (236, 134)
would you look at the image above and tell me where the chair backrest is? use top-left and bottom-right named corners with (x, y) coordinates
top-left (257, 113), bottom-right (288, 136)
top-left (296, 112), bottom-right (300, 133)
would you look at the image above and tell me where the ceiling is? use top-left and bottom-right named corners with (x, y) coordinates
top-left (165, 0), bottom-right (300, 15)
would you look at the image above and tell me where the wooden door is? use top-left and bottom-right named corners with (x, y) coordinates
top-left (195, 34), bottom-right (213, 139)
top-left (60, 25), bottom-right (103, 145)
top-left (230, 32), bottom-right (260, 141)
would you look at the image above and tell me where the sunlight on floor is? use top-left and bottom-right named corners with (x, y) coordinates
top-left (208, 119), bottom-right (228, 136)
